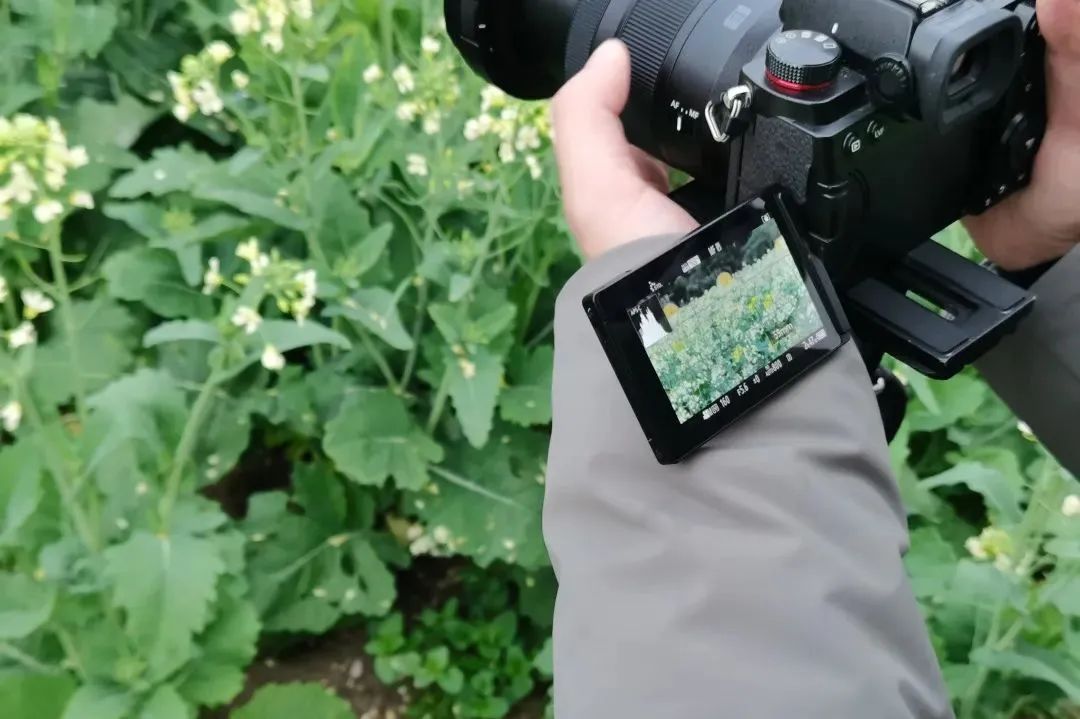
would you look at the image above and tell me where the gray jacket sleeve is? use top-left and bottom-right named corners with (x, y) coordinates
top-left (977, 248), bottom-right (1080, 475)
top-left (544, 236), bottom-right (953, 719)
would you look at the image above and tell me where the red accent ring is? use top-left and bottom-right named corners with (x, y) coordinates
top-left (766, 70), bottom-right (832, 93)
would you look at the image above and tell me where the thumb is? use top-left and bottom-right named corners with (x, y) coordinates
top-left (551, 40), bottom-right (634, 206)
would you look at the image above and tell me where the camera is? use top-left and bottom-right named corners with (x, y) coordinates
top-left (446, 0), bottom-right (1046, 460)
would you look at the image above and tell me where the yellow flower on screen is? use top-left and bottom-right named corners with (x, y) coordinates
top-left (732, 346), bottom-right (744, 362)
top-left (717, 272), bottom-right (734, 287)
top-left (764, 293), bottom-right (774, 309)
top-left (663, 303), bottom-right (679, 318)
top-left (774, 237), bottom-right (787, 252)
top-left (747, 296), bottom-right (758, 311)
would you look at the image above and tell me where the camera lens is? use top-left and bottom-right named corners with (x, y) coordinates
top-left (447, 0), bottom-right (780, 177)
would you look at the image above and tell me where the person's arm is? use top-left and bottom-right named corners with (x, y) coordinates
top-left (543, 42), bottom-right (953, 719)
top-left (977, 249), bottom-right (1080, 474)
top-left (963, 0), bottom-right (1080, 475)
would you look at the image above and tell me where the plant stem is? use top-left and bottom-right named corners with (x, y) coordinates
top-left (46, 222), bottom-right (87, 426)
top-left (399, 280), bottom-right (428, 389)
top-left (356, 328), bottom-right (400, 393)
top-left (958, 457), bottom-right (1064, 719)
top-left (288, 66), bottom-right (330, 271)
top-left (426, 365), bottom-right (451, 434)
top-left (15, 379), bottom-right (98, 552)
top-left (0, 642), bottom-right (63, 675)
top-left (161, 375), bottom-right (220, 528)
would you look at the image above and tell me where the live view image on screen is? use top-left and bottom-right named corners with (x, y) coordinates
top-left (629, 218), bottom-right (826, 423)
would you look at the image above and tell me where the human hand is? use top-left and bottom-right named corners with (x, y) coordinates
top-left (965, 0), bottom-right (1080, 270)
top-left (551, 40), bottom-right (698, 260)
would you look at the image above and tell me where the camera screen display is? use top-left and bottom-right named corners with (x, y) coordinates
top-left (628, 216), bottom-right (827, 423)
top-left (583, 191), bottom-right (848, 464)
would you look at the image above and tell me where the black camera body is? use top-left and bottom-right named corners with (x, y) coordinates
top-left (447, 0), bottom-right (1046, 451)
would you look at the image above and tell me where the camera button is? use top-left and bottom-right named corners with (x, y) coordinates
top-left (867, 120), bottom-right (886, 141)
top-left (843, 132), bottom-right (863, 155)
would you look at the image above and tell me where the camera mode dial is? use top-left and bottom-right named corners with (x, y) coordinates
top-left (766, 30), bottom-right (842, 92)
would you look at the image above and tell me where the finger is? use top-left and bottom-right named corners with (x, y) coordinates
top-left (1038, 0), bottom-right (1080, 125)
top-left (551, 39), bottom-right (634, 205)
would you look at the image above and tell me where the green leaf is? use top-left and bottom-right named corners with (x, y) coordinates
top-left (31, 299), bottom-right (138, 408)
top-left (310, 171), bottom-right (389, 273)
top-left (230, 683), bottom-right (353, 719)
top-left (103, 247), bottom-right (214, 319)
top-left (103, 201), bottom-right (167, 240)
top-left (258, 320), bottom-right (351, 352)
top-left (972, 642), bottom-right (1080, 701)
top-left (62, 95), bottom-right (158, 153)
top-left (191, 153), bottom-right (304, 231)
top-left (907, 374), bottom-right (988, 433)
top-left (139, 686), bottom-right (189, 719)
top-left (110, 146), bottom-right (217, 199)
top-left (415, 445), bottom-right (546, 569)
top-left (70, 3), bottom-right (119, 58)
top-left (179, 586), bottom-right (260, 707)
top-left (429, 301), bottom-right (516, 346)
top-left (920, 463), bottom-right (1022, 523)
top-left (0, 572), bottom-right (56, 639)
top-left (0, 673), bottom-right (76, 719)
top-left (904, 527), bottom-right (958, 600)
top-left (326, 288), bottom-right (413, 351)
top-left (84, 370), bottom-right (187, 492)
top-left (499, 346), bottom-right (553, 426)
top-left (324, 390), bottom-right (443, 491)
top-left (144, 320), bottom-right (222, 348)
top-left (61, 684), bottom-right (134, 719)
top-left (104, 531), bottom-right (227, 679)
top-left (448, 348), bottom-right (504, 448)
top-left (0, 442), bottom-right (43, 546)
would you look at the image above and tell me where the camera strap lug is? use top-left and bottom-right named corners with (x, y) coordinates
top-left (705, 84), bottom-right (753, 144)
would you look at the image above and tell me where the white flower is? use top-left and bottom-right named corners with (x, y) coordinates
top-left (498, 142), bottom-right (515, 164)
top-left (464, 118), bottom-right (484, 142)
top-left (433, 525), bottom-right (451, 544)
top-left (421, 36), bottom-right (441, 55)
top-left (136, 481), bottom-right (149, 496)
top-left (405, 153), bottom-right (428, 177)
top-left (206, 41), bottom-right (235, 64)
top-left (994, 554), bottom-right (1014, 573)
top-left (392, 65), bottom-right (415, 94)
top-left (262, 31), bottom-right (285, 54)
top-left (1, 401), bottom-right (22, 433)
top-left (8, 322), bottom-right (36, 349)
top-left (33, 200), bottom-right (64, 224)
top-left (515, 125), bottom-right (541, 151)
top-left (396, 102), bottom-right (418, 123)
top-left (481, 85), bottom-right (506, 112)
top-left (8, 163), bottom-right (36, 204)
top-left (231, 70), bottom-right (251, 89)
top-left (422, 111), bottom-right (442, 136)
top-left (191, 80), bottom-right (225, 115)
top-left (1063, 494), bottom-right (1080, 518)
top-left (173, 103), bottom-right (193, 123)
top-left (231, 306), bottom-right (263, 335)
top-left (363, 64), bottom-right (384, 84)
top-left (458, 357), bottom-right (477, 379)
top-left (525, 154), bottom-right (542, 180)
top-left (20, 289), bottom-right (54, 319)
top-left (66, 146), bottom-right (89, 169)
top-left (69, 190), bottom-right (94, 209)
top-left (0, 276), bottom-right (7, 303)
top-left (1017, 421), bottom-right (1036, 441)
top-left (964, 536), bottom-right (988, 560)
top-left (291, 0), bottom-right (313, 20)
top-left (230, 8), bottom-right (260, 35)
top-left (237, 237), bottom-right (271, 275)
top-left (456, 179), bottom-right (475, 195)
top-left (261, 344), bottom-right (286, 371)
top-left (203, 257), bottom-right (223, 295)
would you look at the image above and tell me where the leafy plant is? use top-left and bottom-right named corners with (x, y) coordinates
top-left (0, 1), bottom-right (1075, 718)
top-left (366, 569), bottom-right (550, 719)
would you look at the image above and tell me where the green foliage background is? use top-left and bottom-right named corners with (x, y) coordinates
top-left (0, 2), bottom-right (1075, 718)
